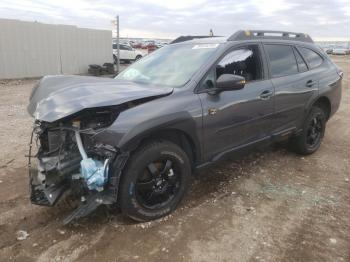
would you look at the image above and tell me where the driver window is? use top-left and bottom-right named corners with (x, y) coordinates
top-left (202, 45), bottom-right (263, 89)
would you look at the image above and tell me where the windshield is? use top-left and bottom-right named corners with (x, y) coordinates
top-left (115, 43), bottom-right (219, 87)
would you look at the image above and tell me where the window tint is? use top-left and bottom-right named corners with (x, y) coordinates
top-left (294, 48), bottom-right (308, 73)
top-left (201, 45), bottom-right (263, 90)
top-left (264, 45), bottom-right (298, 77)
top-left (299, 47), bottom-right (323, 69)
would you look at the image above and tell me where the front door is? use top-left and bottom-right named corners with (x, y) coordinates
top-left (198, 44), bottom-right (275, 161)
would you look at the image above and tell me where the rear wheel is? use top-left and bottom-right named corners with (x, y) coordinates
top-left (290, 106), bottom-right (326, 155)
top-left (119, 140), bottom-right (191, 221)
top-left (135, 55), bottom-right (142, 61)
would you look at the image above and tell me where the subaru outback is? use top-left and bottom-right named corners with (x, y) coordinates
top-left (27, 30), bottom-right (343, 224)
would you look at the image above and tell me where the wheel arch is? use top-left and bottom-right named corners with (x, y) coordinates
top-left (129, 128), bottom-right (199, 169)
top-left (311, 96), bottom-right (332, 120)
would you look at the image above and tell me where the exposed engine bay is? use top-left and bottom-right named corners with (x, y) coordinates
top-left (26, 75), bottom-right (174, 224)
top-left (28, 107), bottom-right (128, 224)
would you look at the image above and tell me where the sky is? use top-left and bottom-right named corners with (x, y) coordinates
top-left (0, 0), bottom-right (350, 40)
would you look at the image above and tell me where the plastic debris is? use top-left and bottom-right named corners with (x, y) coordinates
top-left (57, 230), bottom-right (65, 235)
top-left (75, 131), bottom-right (108, 191)
top-left (16, 230), bottom-right (29, 241)
top-left (330, 238), bottom-right (337, 244)
top-left (80, 158), bottom-right (107, 191)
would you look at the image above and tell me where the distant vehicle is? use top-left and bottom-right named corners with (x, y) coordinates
top-left (332, 48), bottom-right (350, 55)
top-left (142, 40), bottom-right (157, 49)
top-left (112, 43), bottom-right (143, 63)
top-left (131, 42), bottom-right (143, 49)
top-left (322, 47), bottom-right (333, 54)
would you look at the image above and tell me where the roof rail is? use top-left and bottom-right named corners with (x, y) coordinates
top-left (228, 30), bottom-right (314, 43)
top-left (170, 35), bottom-right (219, 44)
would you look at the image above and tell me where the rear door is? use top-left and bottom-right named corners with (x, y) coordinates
top-left (124, 45), bottom-right (136, 60)
top-left (119, 45), bottom-right (130, 60)
top-left (198, 44), bottom-right (275, 161)
top-left (263, 44), bottom-right (318, 134)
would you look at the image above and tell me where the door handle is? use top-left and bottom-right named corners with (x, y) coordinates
top-left (259, 90), bottom-right (273, 100)
top-left (306, 80), bottom-right (317, 87)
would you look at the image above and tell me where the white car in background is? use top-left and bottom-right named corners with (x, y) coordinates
top-left (332, 44), bottom-right (350, 55)
top-left (332, 48), bottom-right (350, 55)
top-left (113, 43), bottom-right (143, 63)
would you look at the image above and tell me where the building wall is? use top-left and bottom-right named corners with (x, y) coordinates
top-left (0, 19), bottom-right (112, 79)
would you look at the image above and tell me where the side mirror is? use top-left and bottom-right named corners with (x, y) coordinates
top-left (216, 74), bottom-right (246, 91)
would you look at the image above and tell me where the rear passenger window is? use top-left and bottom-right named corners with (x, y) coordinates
top-left (264, 45), bottom-right (298, 78)
top-left (299, 47), bottom-right (323, 69)
top-left (294, 49), bottom-right (308, 73)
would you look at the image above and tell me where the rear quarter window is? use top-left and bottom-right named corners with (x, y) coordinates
top-left (298, 47), bottom-right (323, 69)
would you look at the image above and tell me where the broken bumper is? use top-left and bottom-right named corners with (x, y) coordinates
top-left (28, 124), bottom-right (129, 224)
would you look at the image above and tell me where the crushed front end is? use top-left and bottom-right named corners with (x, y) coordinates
top-left (28, 108), bottom-right (128, 224)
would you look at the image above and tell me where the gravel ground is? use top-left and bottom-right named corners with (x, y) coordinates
top-left (0, 56), bottom-right (349, 262)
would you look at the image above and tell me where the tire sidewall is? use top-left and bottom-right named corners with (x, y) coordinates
top-left (119, 141), bottom-right (191, 221)
top-left (300, 107), bottom-right (326, 154)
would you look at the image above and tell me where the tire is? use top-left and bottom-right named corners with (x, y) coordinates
top-left (290, 106), bottom-right (326, 155)
top-left (135, 55), bottom-right (142, 61)
top-left (119, 140), bottom-right (191, 222)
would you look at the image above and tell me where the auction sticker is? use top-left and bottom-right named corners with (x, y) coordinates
top-left (192, 44), bottom-right (219, 49)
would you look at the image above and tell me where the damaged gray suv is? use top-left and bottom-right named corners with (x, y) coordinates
top-left (28, 30), bottom-right (342, 224)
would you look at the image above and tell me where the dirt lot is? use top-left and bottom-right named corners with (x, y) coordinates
top-left (0, 56), bottom-right (349, 262)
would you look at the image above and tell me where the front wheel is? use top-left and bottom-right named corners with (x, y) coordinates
top-left (135, 55), bottom-right (142, 61)
top-left (119, 140), bottom-right (191, 221)
top-left (290, 106), bottom-right (326, 155)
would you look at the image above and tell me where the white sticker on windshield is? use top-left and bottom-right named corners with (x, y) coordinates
top-left (192, 44), bottom-right (219, 49)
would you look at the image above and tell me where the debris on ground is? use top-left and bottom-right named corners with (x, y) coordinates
top-left (330, 238), bottom-right (337, 244)
top-left (16, 230), bottom-right (29, 241)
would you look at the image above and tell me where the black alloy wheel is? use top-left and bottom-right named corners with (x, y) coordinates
top-left (306, 115), bottom-right (323, 148)
top-left (135, 159), bottom-right (180, 209)
top-left (119, 140), bottom-right (191, 221)
top-left (291, 106), bottom-right (326, 155)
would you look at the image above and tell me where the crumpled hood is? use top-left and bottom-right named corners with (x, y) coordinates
top-left (28, 75), bottom-right (173, 122)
